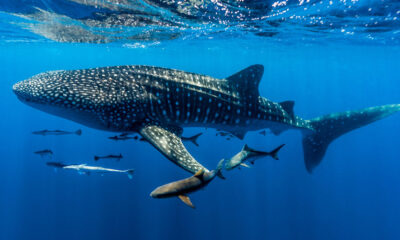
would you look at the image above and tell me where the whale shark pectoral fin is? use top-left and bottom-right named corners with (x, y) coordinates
top-left (139, 124), bottom-right (209, 174)
top-left (178, 195), bottom-right (195, 209)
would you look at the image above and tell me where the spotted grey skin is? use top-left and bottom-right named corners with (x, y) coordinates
top-left (13, 64), bottom-right (400, 173)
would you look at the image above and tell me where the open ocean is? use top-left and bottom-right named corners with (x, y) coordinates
top-left (1, 1), bottom-right (400, 239)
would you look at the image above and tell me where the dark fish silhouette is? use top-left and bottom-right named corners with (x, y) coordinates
top-left (47, 162), bottom-right (67, 168)
top-left (47, 162), bottom-right (134, 179)
top-left (108, 135), bottom-right (135, 141)
top-left (119, 132), bottom-right (135, 137)
top-left (34, 149), bottom-right (53, 158)
top-left (94, 154), bottom-right (123, 161)
top-left (32, 129), bottom-right (82, 136)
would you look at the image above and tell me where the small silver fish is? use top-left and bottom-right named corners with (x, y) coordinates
top-left (47, 162), bottom-right (134, 179)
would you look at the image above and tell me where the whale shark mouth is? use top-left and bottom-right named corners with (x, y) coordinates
top-left (13, 81), bottom-right (32, 102)
top-left (12, 74), bottom-right (114, 132)
top-left (13, 79), bottom-right (46, 104)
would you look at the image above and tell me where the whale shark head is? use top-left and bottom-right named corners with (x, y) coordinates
top-left (13, 71), bottom-right (82, 106)
top-left (13, 69), bottom-right (143, 131)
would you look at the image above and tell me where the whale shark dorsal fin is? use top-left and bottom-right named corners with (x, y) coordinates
top-left (178, 195), bottom-right (195, 209)
top-left (279, 100), bottom-right (295, 119)
top-left (226, 64), bottom-right (264, 98)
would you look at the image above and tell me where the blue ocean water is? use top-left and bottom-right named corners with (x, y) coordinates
top-left (1, 1), bottom-right (400, 240)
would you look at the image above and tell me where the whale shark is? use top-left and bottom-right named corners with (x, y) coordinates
top-left (13, 64), bottom-right (400, 174)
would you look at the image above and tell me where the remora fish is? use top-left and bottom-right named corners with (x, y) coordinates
top-left (13, 65), bottom-right (400, 174)
top-left (216, 131), bottom-right (233, 137)
top-left (119, 132), bottom-right (132, 137)
top-left (225, 144), bottom-right (285, 170)
top-left (94, 154), bottom-right (123, 161)
top-left (150, 160), bottom-right (225, 208)
top-left (46, 162), bottom-right (134, 179)
top-left (108, 135), bottom-right (135, 141)
top-left (34, 149), bottom-right (53, 158)
top-left (47, 162), bottom-right (67, 168)
top-left (33, 129), bottom-right (82, 136)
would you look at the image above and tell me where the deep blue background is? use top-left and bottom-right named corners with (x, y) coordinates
top-left (0, 41), bottom-right (400, 240)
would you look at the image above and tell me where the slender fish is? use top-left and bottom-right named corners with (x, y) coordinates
top-left (150, 160), bottom-right (225, 208)
top-left (33, 129), bottom-right (82, 136)
top-left (47, 162), bottom-right (134, 179)
top-left (225, 144), bottom-right (285, 170)
top-left (34, 149), bottom-right (53, 158)
top-left (94, 154), bottom-right (123, 161)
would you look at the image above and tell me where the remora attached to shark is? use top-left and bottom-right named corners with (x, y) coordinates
top-left (150, 160), bottom-right (225, 208)
top-left (13, 64), bottom-right (400, 176)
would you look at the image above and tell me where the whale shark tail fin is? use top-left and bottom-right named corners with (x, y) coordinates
top-left (303, 104), bottom-right (400, 173)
